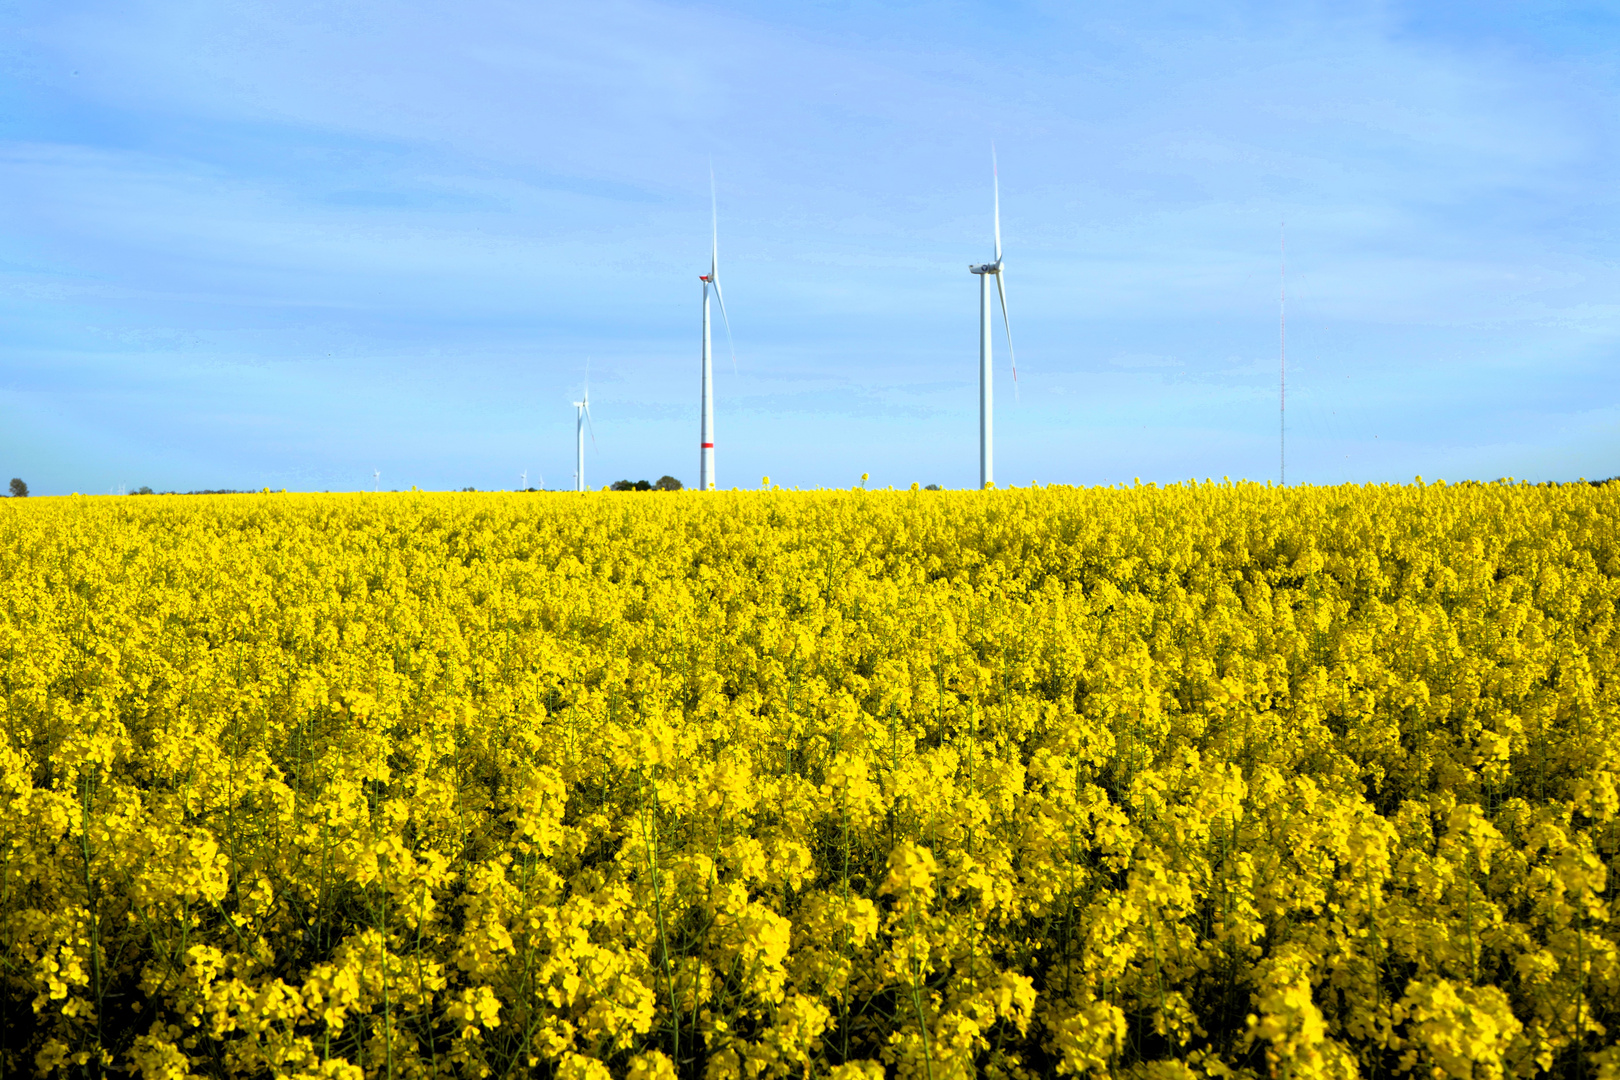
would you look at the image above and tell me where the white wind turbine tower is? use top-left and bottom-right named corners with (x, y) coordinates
top-left (968, 149), bottom-right (1017, 489)
top-left (572, 372), bottom-right (595, 492)
top-left (698, 171), bottom-right (736, 491)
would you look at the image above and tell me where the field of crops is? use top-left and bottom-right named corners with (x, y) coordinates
top-left (1, 482), bottom-right (1616, 1080)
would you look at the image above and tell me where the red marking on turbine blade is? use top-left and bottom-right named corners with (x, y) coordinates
top-left (701, 442), bottom-right (714, 448)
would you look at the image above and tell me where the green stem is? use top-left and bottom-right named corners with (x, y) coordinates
top-left (80, 765), bottom-right (104, 1079)
top-left (640, 773), bottom-right (679, 1066)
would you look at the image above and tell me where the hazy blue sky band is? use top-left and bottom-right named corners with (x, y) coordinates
top-left (2, 0), bottom-right (1618, 493)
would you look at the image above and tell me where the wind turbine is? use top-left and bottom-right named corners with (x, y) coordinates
top-left (373, 469), bottom-right (380, 493)
top-left (572, 371), bottom-right (595, 492)
top-left (968, 149), bottom-right (1017, 489)
top-left (698, 170), bottom-right (736, 491)
top-left (520, 469), bottom-right (527, 491)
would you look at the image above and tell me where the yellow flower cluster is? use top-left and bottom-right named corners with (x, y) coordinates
top-left (0, 481), bottom-right (1615, 1079)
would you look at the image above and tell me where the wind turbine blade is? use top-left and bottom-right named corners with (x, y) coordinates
top-left (707, 169), bottom-right (736, 373)
top-left (993, 146), bottom-right (1002, 264)
top-left (582, 357), bottom-right (597, 444)
top-left (712, 278), bottom-right (737, 375)
top-left (996, 270), bottom-right (1017, 400)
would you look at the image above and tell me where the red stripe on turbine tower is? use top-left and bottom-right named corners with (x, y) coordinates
top-left (701, 442), bottom-right (714, 448)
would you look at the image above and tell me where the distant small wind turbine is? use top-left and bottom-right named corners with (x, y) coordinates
top-left (698, 169), bottom-right (736, 491)
top-left (520, 469), bottom-right (528, 490)
top-left (968, 148), bottom-right (1017, 490)
top-left (573, 370), bottom-right (596, 492)
top-left (373, 469), bottom-right (380, 493)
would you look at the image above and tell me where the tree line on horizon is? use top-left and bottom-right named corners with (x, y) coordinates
top-left (6, 476), bottom-right (1618, 498)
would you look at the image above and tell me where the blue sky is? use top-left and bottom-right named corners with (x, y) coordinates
top-left (3, 1), bottom-right (1618, 493)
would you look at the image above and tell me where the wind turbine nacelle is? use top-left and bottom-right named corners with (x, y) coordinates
top-left (969, 263), bottom-right (1001, 275)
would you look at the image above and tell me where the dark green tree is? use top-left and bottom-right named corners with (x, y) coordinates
top-left (8, 478), bottom-right (26, 498)
top-left (655, 476), bottom-right (682, 491)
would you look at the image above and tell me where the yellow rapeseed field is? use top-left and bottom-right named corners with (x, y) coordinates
top-left (0, 482), bottom-right (1616, 1080)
